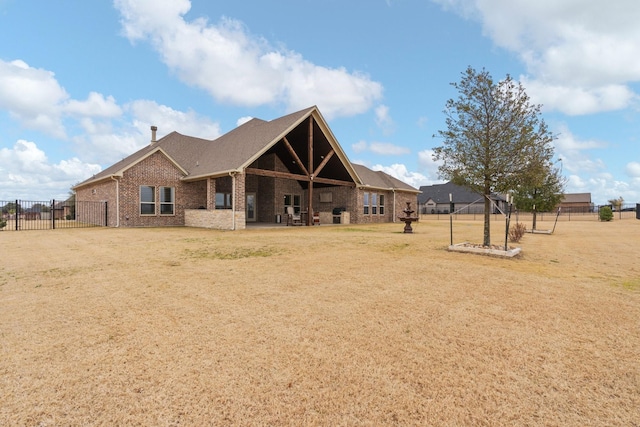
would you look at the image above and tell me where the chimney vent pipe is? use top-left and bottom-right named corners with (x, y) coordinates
top-left (151, 126), bottom-right (158, 143)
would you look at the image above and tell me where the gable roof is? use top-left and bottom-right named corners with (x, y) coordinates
top-left (74, 106), bottom-right (417, 192)
top-left (418, 181), bottom-right (496, 204)
top-left (351, 164), bottom-right (419, 193)
top-left (185, 107), bottom-right (319, 179)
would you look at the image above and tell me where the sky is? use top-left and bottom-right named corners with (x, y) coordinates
top-left (1, 0), bottom-right (639, 206)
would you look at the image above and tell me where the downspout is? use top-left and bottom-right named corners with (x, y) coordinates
top-left (229, 171), bottom-right (237, 231)
top-left (111, 176), bottom-right (120, 227)
top-left (392, 189), bottom-right (396, 223)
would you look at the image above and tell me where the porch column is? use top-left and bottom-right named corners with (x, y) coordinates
top-left (307, 116), bottom-right (313, 225)
top-left (233, 172), bottom-right (246, 230)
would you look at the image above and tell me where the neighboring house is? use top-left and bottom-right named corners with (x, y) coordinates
top-left (52, 200), bottom-right (70, 220)
top-left (557, 193), bottom-right (593, 213)
top-left (418, 181), bottom-right (507, 215)
top-left (73, 106), bottom-right (419, 230)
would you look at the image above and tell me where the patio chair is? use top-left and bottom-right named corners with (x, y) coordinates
top-left (286, 206), bottom-right (302, 226)
top-left (312, 211), bottom-right (320, 225)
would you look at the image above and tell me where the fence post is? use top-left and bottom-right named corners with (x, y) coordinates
top-left (15, 199), bottom-right (18, 231)
top-left (104, 201), bottom-right (108, 227)
top-left (52, 199), bottom-right (56, 229)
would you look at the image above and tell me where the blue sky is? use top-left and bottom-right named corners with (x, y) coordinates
top-left (1, 0), bottom-right (639, 206)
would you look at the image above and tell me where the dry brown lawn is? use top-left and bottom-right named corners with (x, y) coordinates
top-left (1, 218), bottom-right (639, 426)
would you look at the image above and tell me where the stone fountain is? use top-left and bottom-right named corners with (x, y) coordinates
top-left (398, 201), bottom-right (419, 233)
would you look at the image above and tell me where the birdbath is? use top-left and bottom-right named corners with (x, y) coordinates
top-left (398, 201), bottom-right (419, 233)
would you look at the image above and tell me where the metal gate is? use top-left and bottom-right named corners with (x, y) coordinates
top-left (0, 200), bottom-right (107, 231)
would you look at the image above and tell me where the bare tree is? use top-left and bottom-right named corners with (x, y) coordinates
top-left (513, 161), bottom-right (565, 230)
top-left (607, 196), bottom-right (624, 211)
top-left (433, 66), bottom-right (556, 246)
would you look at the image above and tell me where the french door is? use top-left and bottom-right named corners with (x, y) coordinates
top-left (246, 193), bottom-right (256, 222)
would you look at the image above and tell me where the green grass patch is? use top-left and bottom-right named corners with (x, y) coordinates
top-left (621, 278), bottom-right (640, 291)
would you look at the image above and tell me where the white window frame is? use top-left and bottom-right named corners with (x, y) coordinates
top-left (372, 193), bottom-right (378, 215)
top-left (363, 192), bottom-right (370, 215)
top-left (160, 186), bottom-right (175, 215)
top-left (215, 192), bottom-right (232, 209)
top-left (140, 185), bottom-right (156, 215)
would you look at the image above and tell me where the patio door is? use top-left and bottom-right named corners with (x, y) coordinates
top-left (246, 193), bottom-right (256, 222)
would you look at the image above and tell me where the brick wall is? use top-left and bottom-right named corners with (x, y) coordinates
top-left (352, 189), bottom-right (417, 224)
top-left (117, 152), bottom-right (189, 227)
top-left (185, 209), bottom-right (245, 230)
top-left (75, 149), bottom-right (416, 228)
top-left (75, 178), bottom-right (118, 226)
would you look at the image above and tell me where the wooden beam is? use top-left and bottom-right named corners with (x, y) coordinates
top-left (283, 136), bottom-right (308, 177)
top-left (245, 167), bottom-right (309, 182)
top-left (313, 176), bottom-right (356, 187)
top-left (245, 167), bottom-right (355, 187)
top-left (307, 116), bottom-right (313, 225)
top-left (313, 149), bottom-right (334, 177)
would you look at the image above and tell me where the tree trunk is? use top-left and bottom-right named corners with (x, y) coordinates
top-left (483, 194), bottom-right (491, 246)
top-left (532, 210), bottom-right (537, 230)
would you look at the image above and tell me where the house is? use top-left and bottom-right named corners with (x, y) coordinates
top-left (73, 106), bottom-right (419, 229)
top-left (418, 181), bottom-right (507, 215)
top-left (557, 193), bottom-right (593, 213)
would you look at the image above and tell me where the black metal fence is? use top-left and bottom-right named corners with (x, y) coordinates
top-left (0, 200), bottom-right (107, 231)
top-left (420, 203), bottom-right (638, 222)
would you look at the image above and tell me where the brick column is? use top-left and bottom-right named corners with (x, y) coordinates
top-left (234, 172), bottom-right (245, 211)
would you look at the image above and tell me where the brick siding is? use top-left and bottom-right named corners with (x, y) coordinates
top-left (76, 151), bottom-right (417, 229)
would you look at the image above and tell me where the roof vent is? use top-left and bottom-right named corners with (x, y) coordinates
top-left (150, 126), bottom-right (158, 144)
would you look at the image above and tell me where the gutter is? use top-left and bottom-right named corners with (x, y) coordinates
top-left (110, 176), bottom-right (120, 227)
top-left (229, 170), bottom-right (238, 230)
top-left (392, 189), bottom-right (396, 223)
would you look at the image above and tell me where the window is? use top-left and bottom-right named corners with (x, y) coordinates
top-left (140, 186), bottom-right (155, 215)
top-left (363, 192), bottom-right (369, 214)
top-left (160, 186), bottom-right (175, 215)
top-left (372, 193), bottom-right (377, 214)
top-left (293, 195), bottom-right (301, 213)
top-left (379, 195), bottom-right (385, 215)
top-left (284, 194), bottom-right (302, 213)
top-left (216, 193), bottom-right (232, 209)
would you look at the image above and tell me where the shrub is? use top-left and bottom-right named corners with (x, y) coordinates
top-left (0, 218), bottom-right (6, 230)
top-left (509, 222), bottom-right (526, 243)
top-left (599, 206), bottom-right (613, 221)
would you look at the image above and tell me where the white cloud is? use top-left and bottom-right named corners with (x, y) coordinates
top-left (236, 116), bottom-right (253, 127)
top-left (626, 162), bottom-right (640, 177)
top-left (0, 55), bottom-right (225, 197)
top-left (371, 163), bottom-right (429, 188)
top-left (416, 116), bottom-right (429, 128)
top-left (374, 104), bottom-right (395, 135)
top-left (350, 140), bottom-right (409, 156)
top-left (569, 173), bottom-right (638, 206)
top-left (433, 0), bottom-right (640, 115)
top-left (351, 140), bottom-right (368, 153)
top-left (114, 0), bottom-right (383, 119)
top-left (0, 140), bottom-right (102, 200)
top-left (369, 142), bottom-right (410, 156)
top-left (71, 100), bottom-right (221, 164)
top-left (64, 92), bottom-right (123, 118)
top-left (127, 100), bottom-right (221, 140)
top-left (0, 59), bottom-right (68, 137)
top-left (522, 77), bottom-right (636, 115)
top-left (553, 124), bottom-right (607, 174)
top-left (417, 149), bottom-right (443, 180)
